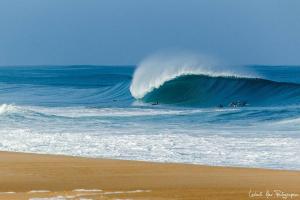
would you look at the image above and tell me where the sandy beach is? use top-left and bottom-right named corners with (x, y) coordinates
top-left (0, 151), bottom-right (299, 200)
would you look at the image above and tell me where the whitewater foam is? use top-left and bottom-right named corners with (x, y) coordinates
top-left (0, 192), bottom-right (16, 194)
top-left (130, 53), bottom-right (257, 98)
top-left (1, 125), bottom-right (299, 169)
top-left (72, 189), bottom-right (102, 192)
top-left (0, 105), bottom-right (211, 118)
top-left (0, 104), bottom-right (17, 115)
top-left (28, 190), bottom-right (51, 193)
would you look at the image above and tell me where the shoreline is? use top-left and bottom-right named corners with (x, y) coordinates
top-left (0, 151), bottom-right (299, 200)
top-left (3, 150), bottom-right (299, 172)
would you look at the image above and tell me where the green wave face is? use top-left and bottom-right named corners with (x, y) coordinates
top-left (142, 74), bottom-right (300, 107)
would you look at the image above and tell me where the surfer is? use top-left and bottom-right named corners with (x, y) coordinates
top-left (229, 101), bottom-right (236, 107)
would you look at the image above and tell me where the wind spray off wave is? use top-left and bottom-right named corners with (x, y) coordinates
top-left (130, 53), bottom-right (300, 107)
top-left (130, 53), bottom-right (256, 99)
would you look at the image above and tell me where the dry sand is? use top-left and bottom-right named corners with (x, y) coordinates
top-left (0, 151), bottom-right (299, 200)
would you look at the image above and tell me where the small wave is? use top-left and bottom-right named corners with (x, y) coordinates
top-left (0, 104), bottom-right (17, 115)
top-left (275, 117), bottom-right (300, 124)
top-left (8, 106), bottom-right (209, 118)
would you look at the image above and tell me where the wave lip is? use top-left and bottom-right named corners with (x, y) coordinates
top-left (130, 53), bottom-right (257, 99)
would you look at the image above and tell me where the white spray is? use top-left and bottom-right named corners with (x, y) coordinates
top-left (130, 52), bottom-right (256, 99)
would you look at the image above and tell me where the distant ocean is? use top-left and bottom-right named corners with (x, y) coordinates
top-left (0, 61), bottom-right (300, 169)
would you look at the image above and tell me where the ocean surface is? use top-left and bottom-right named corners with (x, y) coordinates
top-left (0, 62), bottom-right (300, 170)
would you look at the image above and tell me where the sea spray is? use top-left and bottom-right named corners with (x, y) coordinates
top-left (130, 52), bottom-right (256, 99)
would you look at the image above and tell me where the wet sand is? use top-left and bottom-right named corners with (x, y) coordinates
top-left (0, 151), bottom-right (299, 200)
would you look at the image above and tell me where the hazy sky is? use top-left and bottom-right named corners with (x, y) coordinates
top-left (0, 0), bottom-right (299, 65)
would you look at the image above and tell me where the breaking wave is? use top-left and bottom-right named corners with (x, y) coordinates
top-left (0, 104), bottom-right (17, 115)
top-left (130, 53), bottom-right (300, 107)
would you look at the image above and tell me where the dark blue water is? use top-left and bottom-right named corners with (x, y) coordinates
top-left (0, 65), bottom-right (299, 170)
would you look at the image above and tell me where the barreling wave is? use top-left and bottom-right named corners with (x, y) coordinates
top-left (130, 53), bottom-right (300, 107)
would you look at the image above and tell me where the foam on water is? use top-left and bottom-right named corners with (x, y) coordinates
top-left (0, 104), bottom-right (17, 115)
top-left (28, 190), bottom-right (51, 193)
top-left (0, 192), bottom-right (16, 194)
top-left (29, 196), bottom-right (67, 200)
top-left (103, 190), bottom-right (151, 195)
top-left (1, 107), bottom-right (300, 169)
top-left (72, 189), bottom-right (102, 192)
top-left (275, 117), bottom-right (300, 124)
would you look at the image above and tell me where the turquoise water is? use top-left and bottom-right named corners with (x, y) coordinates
top-left (0, 65), bottom-right (299, 169)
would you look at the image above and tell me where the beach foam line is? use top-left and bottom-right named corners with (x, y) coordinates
top-left (29, 196), bottom-right (66, 200)
top-left (114, 199), bottom-right (133, 200)
top-left (72, 189), bottom-right (102, 192)
top-left (77, 198), bottom-right (93, 200)
top-left (0, 191), bottom-right (16, 194)
top-left (79, 198), bottom-right (93, 200)
top-left (103, 190), bottom-right (151, 195)
top-left (28, 190), bottom-right (51, 193)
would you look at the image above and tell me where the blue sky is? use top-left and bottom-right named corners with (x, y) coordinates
top-left (0, 0), bottom-right (299, 65)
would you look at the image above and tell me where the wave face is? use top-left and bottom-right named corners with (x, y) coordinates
top-left (130, 54), bottom-right (300, 107)
top-left (142, 75), bottom-right (300, 107)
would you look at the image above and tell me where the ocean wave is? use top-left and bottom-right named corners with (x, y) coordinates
top-left (130, 54), bottom-right (300, 107)
top-left (0, 104), bottom-right (17, 115)
top-left (130, 53), bottom-right (258, 99)
top-left (142, 74), bottom-right (300, 107)
top-left (275, 117), bottom-right (300, 124)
